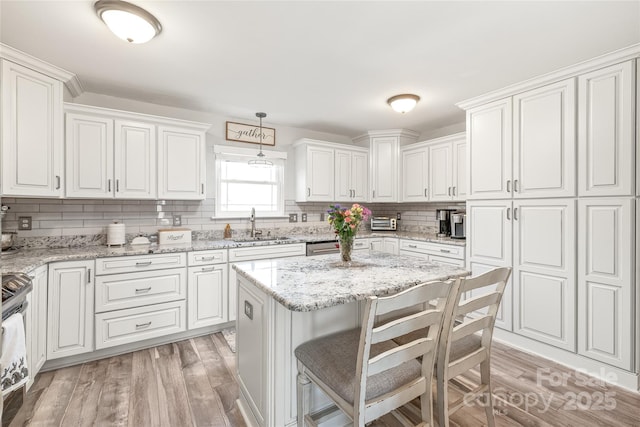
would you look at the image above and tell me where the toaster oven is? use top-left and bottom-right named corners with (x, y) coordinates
top-left (370, 217), bottom-right (397, 231)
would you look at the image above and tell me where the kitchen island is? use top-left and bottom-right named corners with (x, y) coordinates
top-left (232, 252), bottom-right (469, 427)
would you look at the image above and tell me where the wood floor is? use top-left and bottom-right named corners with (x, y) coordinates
top-left (4, 333), bottom-right (640, 427)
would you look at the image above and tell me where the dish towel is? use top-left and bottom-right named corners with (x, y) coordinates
top-left (1, 313), bottom-right (29, 396)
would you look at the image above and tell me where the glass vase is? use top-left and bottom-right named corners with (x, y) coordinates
top-left (339, 235), bottom-right (354, 262)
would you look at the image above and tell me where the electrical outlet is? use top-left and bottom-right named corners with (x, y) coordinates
top-left (289, 213), bottom-right (298, 223)
top-left (396, 212), bottom-right (401, 220)
top-left (320, 212), bottom-right (325, 222)
top-left (173, 214), bottom-right (182, 226)
top-left (301, 213), bottom-right (307, 222)
top-left (18, 216), bottom-right (32, 230)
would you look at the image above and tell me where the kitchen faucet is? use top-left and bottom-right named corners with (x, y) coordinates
top-left (250, 207), bottom-right (261, 238)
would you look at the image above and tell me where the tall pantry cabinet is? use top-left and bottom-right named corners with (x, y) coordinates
top-left (462, 53), bottom-right (638, 376)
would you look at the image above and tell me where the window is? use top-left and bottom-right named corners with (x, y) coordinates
top-left (215, 147), bottom-right (285, 217)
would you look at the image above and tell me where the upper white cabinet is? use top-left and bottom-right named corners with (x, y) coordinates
top-left (513, 78), bottom-right (576, 198)
top-left (370, 136), bottom-right (399, 202)
top-left (401, 145), bottom-right (429, 202)
top-left (294, 140), bottom-right (335, 202)
top-left (157, 126), bottom-right (206, 200)
top-left (401, 132), bottom-right (466, 202)
top-left (65, 104), bottom-right (208, 200)
top-left (354, 129), bottom-right (419, 203)
top-left (335, 149), bottom-right (368, 202)
top-left (578, 61), bottom-right (636, 197)
top-left (466, 98), bottom-right (513, 200)
top-left (1, 59), bottom-right (64, 197)
top-left (294, 139), bottom-right (368, 202)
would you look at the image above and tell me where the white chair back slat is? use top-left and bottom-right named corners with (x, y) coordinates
top-left (457, 292), bottom-right (501, 316)
top-left (367, 338), bottom-right (436, 376)
top-left (372, 310), bottom-right (443, 344)
top-left (374, 281), bottom-right (451, 315)
top-left (451, 316), bottom-right (491, 342)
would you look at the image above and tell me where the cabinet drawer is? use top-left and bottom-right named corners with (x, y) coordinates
top-left (96, 253), bottom-right (186, 275)
top-left (188, 249), bottom-right (227, 266)
top-left (353, 239), bottom-right (369, 251)
top-left (95, 300), bottom-right (186, 349)
top-left (95, 268), bottom-right (186, 313)
top-left (429, 255), bottom-right (465, 267)
top-left (399, 239), bottom-right (464, 260)
top-left (229, 243), bottom-right (306, 262)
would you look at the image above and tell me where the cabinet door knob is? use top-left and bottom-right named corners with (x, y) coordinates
top-left (55, 175), bottom-right (61, 190)
top-left (424, 188), bottom-right (427, 197)
top-left (87, 268), bottom-right (92, 284)
top-left (307, 188), bottom-right (311, 197)
top-left (507, 207), bottom-right (511, 220)
top-left (514, 179), bottom-right (519, 192)
top-left (201, 183), bottom-right (205, 194)
top-left (107, 179), bottom-right (112, 192)
top-left (452, 186), bottom-right (456, 196)
top-left (507, 180), bottom-right (511, 193)
top-left (116, 179), bottom-right (120, 192)
top-left (514, 207), bottom-right (519, 220)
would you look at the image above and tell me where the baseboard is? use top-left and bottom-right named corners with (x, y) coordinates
top-left (41, 321), bottom-right (234, 371)
top-left (493, 329), bottom-right (640, 393)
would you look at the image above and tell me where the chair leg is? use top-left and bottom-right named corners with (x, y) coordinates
top-left (297, 369), bottom-right (312, 427)
top-left (420, 373), bottom-right (434, 427)
top-left (435, 373), bottom-right (449, 427)
top-left (480, 360), bottom-right (495, 427)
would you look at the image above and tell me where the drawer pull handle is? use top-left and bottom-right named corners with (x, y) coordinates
top-left (136, 321), bottom-right (152, 329)
top-left (440, 249), bottom-right (451, 253)
top-left (408, 244), bottom-right (418, 248)
top-left (136, 261), bottom-right (152, 267)
top-left (135, 287), bottom-right (152, 293)
top-left (201, 266), bottom-right (216, 272)
top-left (201, 256), bottom-right (216, 261)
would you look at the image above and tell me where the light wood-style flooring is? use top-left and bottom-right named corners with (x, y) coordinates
top-left (4, 333), bottom-right (640, 426)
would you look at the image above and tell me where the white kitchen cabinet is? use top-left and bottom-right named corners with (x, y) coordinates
top-left (113, 120), bottom-right (156, 199)
top-left (65, 113), bottom-right (114, 198)
top-left (1, 59), bottom-right (63, 197)
top-left (466, 98), bottom-right (512, 200)
top-left (383, 237), bottom-right (399, 255)
top-left (578, 198), bottom-right (635, 370)
top-left (429, 140), bottom-right (453, 201)
top-left (157, 125), bottom-right (206, 200)
top-left (452, 137), bottom-right (467, 200)
top-left (401, 145), bottom-right (429, 202)
top-left (335, 148), bottom-right (368, 202)
top-left (398, 239), bottom-right (465, 267)
top-left (512, 199), bottom-right (576, 351)
top-left (188, 250), bottom-right (228, 329)
top-left (294, 141), bottom-right (334, 202)
top-left (370, 136), bottom-right (399, 202)
top-left (466, 200), bottom-right (513, 330)
top-left (513, 79), bottom-right (576, 198)
top-left (578, 61), bottom-right (636, 197)
top-left (25, 265), bottom-right (47, 389)
top-left (47, 260), bottom-right (95, 360)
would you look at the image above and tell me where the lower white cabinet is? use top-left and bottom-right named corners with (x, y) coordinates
top-left (187, 249), bottom-right (228, 329)
top-left (398, 239), bottom-right (465, 267)
top-left (95, 300), bottom-right (186, 350)
top-left (512, 199), bottom-right (576, 351)
top-left (370, 237), bottom-right (398, 255)
top-left (25, 265), bottom-right (47, 389)
top-left (577, 198), bottom-right (635, 370)
top-left (47, 260), bottom-right (95, 360)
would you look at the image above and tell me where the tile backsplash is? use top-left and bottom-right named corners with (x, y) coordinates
top-left (1, 197), bottom-right (464, 248)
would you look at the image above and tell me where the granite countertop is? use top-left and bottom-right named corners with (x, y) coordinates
top-left (0, 232), bottom-right (465, 275)
top-left (232, 252), bottom-right (470, 312)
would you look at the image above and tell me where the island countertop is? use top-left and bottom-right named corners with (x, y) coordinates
top-left (232, 252), bottom-right (470, 312)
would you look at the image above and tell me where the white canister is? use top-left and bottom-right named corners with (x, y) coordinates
top-left (107, 221), bottom-right (126, 246)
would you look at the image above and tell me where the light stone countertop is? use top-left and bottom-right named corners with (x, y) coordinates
top-left (232, 252), bottom-right (470, 312)
top-left (0, 232), bottom-right (465, 275)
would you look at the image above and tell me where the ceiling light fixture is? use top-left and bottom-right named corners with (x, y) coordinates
top-left (248, 112), bottom-right (273, 168)
top-left (387, 94), bottom-right (420, 113)
top-left (94, 0), bottom-right (162, 44)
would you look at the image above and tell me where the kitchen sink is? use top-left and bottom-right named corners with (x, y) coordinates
top-left (233, 236), bottom-right (291, 243)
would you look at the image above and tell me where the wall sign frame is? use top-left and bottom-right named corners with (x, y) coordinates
top-left (226, 121), bottom-right (276, 146)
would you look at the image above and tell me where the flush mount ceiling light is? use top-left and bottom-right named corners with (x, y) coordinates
top-left (387, 94), bottom-right (420, 113)
top-left (94, 0), bottom-right (162, 44)
top-left (248, 112), bottom-right (273, 168)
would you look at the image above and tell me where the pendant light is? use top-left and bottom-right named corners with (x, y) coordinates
top-left (387, 94), bottom-right (420, 113)
top-left (95, 0), bottom-right (162, 44)
top-left (248, 112), bottom-right (273, 167)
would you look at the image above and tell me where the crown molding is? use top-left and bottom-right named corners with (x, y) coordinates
top-left (64, 102), bottom-right (211, 131)
top-left (352, 128), bottom-right (420, 144)
top-left (456, 43), bottom-right (640, 111)
top-left (292, 138), bottom-right (368, 152)
top-left (410, 131), bottom-right (466, 149)
top-left (0, 43), bottom-right (84, 97)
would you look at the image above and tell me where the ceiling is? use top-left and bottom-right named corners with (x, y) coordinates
top-left (1, 1), bottom-right (639, 137)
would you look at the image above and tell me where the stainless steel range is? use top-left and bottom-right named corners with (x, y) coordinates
top-left (2, 273), bottom-right (32, 321)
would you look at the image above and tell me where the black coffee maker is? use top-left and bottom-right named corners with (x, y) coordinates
top-left (436, 209), bottom-right (453, 237)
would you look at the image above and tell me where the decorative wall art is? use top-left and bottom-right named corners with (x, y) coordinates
top-left (226, 121), bottom-right (276, 146)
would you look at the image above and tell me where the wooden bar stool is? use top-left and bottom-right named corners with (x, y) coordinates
top-left (294, 279), bottom-right (460, 427)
